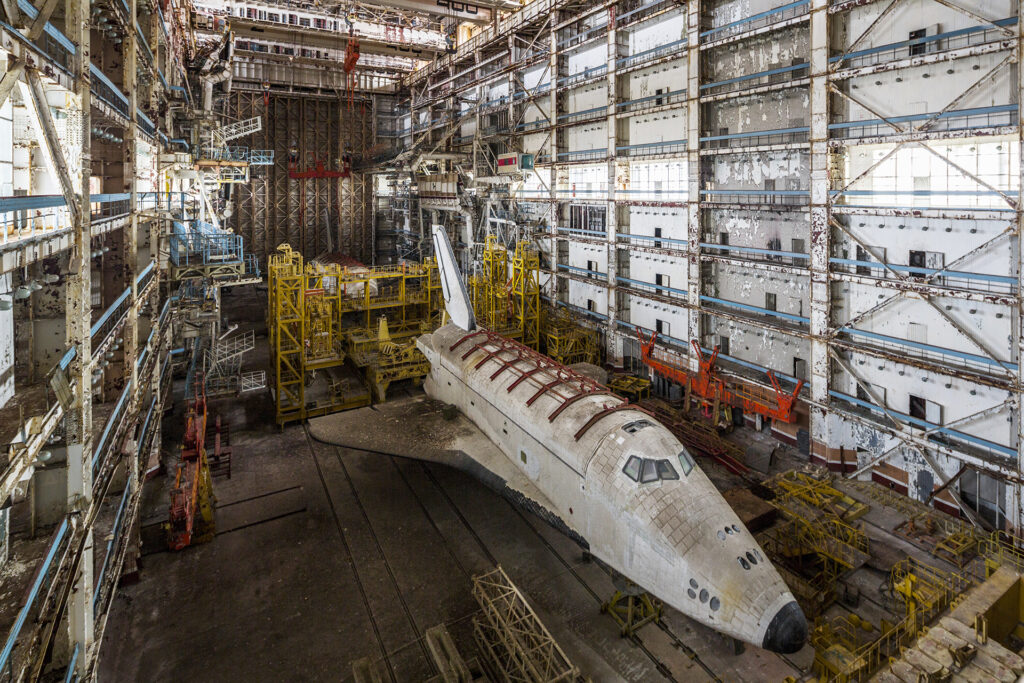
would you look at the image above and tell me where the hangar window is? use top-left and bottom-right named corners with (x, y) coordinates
top-left (677, 449), bottom-right (695, 476)
top-left (640, 458), bottom-right (659, 483)
top-left (623, 456), bottom-right (642, 481)
top-left (623, 456), bottom-right (679, 483)
top-left (656, 460), bottom-right (679, 480)
top-left (623, 419), bottom-right (653, 433)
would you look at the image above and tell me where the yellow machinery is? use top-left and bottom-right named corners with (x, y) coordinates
top-left (766, 470), bottom-right (870, 523)
top-left (757, 469), bottom-right (871, 620)
top-left (470, 236), bottom-right (541, 349)
top-left (542, 305), bottom-right (599, 365)
top-left (510, 240), bottom-right (541, 351)
top-left (809, 558), bottom-right (972, 682)
top-left (608, 374), bottom-right (651, 403)
top-left (267, 244), bottom-right (441, 424)
top-left (365, 317), bottom-right (432, 402)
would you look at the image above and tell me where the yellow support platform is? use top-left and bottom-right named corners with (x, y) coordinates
top-left (268, 244), bottom-right (441, 424)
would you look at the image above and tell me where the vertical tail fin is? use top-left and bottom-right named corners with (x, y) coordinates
top-left (432, 225), bottom-right (476, 331)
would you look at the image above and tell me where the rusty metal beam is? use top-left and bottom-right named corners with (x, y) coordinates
top-left (0, 59), bottom-right (24, 109)
top-left (25, 69), bottom-right (80, 226)
top-left (927, 0), bottom-right (1014, 36)
top-left (830, 0), bottom-right (903, 71)
top-left (848, 399), bottom-right (1012, 479)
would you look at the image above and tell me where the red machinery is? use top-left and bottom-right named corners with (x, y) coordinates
top-left (636, 328), bottom-right (804, 424)
top-left (287, 155), bottom-right (350, 179)
top-left (167, 378), bottom-right (215, 550)
top-left (343, 37), bottom-right (360, 109)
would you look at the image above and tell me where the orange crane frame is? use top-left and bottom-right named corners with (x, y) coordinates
top-left (168, 378), bottom-right (209, 550)
top-left (636, 328), bottom-right (804, 423)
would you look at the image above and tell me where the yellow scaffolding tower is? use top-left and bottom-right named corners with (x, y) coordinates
top-left (469, 235), bottom-right (542, 350)
top-left (511, 241), bottom-right (541, 351)
top-left (268, 245), bottom-right (305, 421)
top-left (268, 244), bottom-right (442, 424)
top-left (542, 305), bottom-right (599, 365)
top-left (471, 236), bottom-right (512, 336)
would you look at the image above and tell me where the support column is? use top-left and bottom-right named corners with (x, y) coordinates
top-left (65, 0), bottom-right (93, 670)
top-left (547, 21), bottom-right (559, 300)
top-left (1014, 0), bottom-right (1023, 533)
top-left (684, 0), bottom-right (702, 368)
top-left (121, 0), bottom-right (141, 577)
top-left (808, 0), bottom-right (832, 461)
top-left (604, 6), bottom-right (620, 357)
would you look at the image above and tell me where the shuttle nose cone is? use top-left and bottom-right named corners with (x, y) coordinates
top-left (762, 600), bottom-right (807, 653)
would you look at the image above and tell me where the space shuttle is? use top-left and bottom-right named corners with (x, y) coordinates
top-left (416, 226), bottom-right (807, 654)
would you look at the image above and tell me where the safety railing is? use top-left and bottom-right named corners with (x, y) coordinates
top-left (828, 104), bottom-right (1017, 141)
top-left (90, 378), bottom-right (134, 477)
top-left (700, 189), bottom-right (809, 205)
top-left (831, 188), bottom-right (1014, 212)
top-left (558, 105), bottom-right (607, 126)
top-left (557, 21), bottom-right (607, 51)
top-left (617, 188), bottom-right (688, 202)
top-left (616, 275), bottom-right (688, 300)
top-left (555, 297), bottom-right (609, 321)
top-left (700, 0), bottom-right (810, 43)
top-left (557, 263), bottom-right (608, 281)
top-left (556, 148), bottom-right (608, 162)
top-left (830, 17), bottom-right (1017, 72)
top-left (700, 126), bottom-right (809, 148)
top-left (0, 518), bottom-right (71, 678)
top-left (700, 62), bottom-right (809, 96)
top-left (617, 88), bottom-right (686, 114)
top-left (169, 220), bottom-right (243, 267)
top-left (700, 294), bottom-right (810, 325)
top-left (830, 258), bottom-right (1017, 295)
top-left (92, 484), bottom-right (131, 610)
top-left (136, 110), bottom-right (155, 137)
top-left (557, 64), bottom-right (607, 89)
top-left (618, 0), bottom-right (679, 28)
top-left (617, 39), bottom-right (686, 70)
top-left (616, 232), bottom-right (688, 249)
top-left (57, 261), bottom-right (156, 373)
top-left (197, 145), bottom-right (251, 163)
top-left (555, 226), bottom-right (605, 239)
top-left (249, 150), bottom-right (275, 165)
top-left (89, 64), bottom-right (131, 119)
top-left (89, 193), bottom-right (131, 223)
top-left (830, 390), bottom-right (1016, 460)
top-left (702, 242), bottom-right (810, 266)
top-left (836, 326), bottom-right (1017, 378)
top-left (616, 139), bottom-right (687, 157)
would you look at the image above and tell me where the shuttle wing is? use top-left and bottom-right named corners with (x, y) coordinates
top-left (432, 225), bottom-right (476, 331)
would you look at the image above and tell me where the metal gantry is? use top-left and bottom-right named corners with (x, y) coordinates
top-left (267, 244), bottom-right (441, 423)
top-left (391, 0), bottom-right (1024, 531)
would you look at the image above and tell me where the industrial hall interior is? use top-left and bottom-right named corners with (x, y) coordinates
top-left (0, 0), bottom-right (1022, 679)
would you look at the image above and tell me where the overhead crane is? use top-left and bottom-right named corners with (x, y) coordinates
top-left (637, 329), bottom-right (805, 424)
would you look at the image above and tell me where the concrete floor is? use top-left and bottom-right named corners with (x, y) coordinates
top-left (98, 380), bottom-right (808, 682)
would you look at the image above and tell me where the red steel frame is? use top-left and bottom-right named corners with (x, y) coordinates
top-left (168, 378), bottom-right (208, 551)
top-left (636, 328), bottom-right (804, 424)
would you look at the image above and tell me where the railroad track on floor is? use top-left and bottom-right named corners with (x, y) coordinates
top-left (309, 430), bottom-right (727, 682)
top-left (303, 427), bottom-right (428, 683)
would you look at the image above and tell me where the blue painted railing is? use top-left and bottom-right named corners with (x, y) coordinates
top-left (831, 390), bottom-right (1016, 458)
top-left (0, 519), bottom-right (70, 673)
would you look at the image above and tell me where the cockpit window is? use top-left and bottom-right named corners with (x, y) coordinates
top-left (623, 419), bottom-right (653, 434)
top-left (622, 456), bottom-right (642, 481)
top-left (678, 449), bottom-right (695, 476)
top-left (624, 456), bottom-right (680, 484)
top-left (656, 459), bottom-right (679, 480)
top-left (640, 458), bottom-right (659, 483)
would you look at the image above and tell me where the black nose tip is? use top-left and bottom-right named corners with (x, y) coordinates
top-left (762, 600), bottom-right (807, 653)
